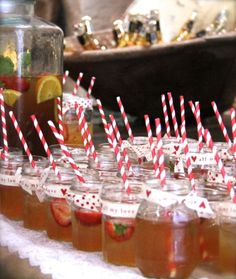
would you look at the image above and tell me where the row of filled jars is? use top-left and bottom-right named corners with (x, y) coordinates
top-left (0, 140), bottom-right (235, 278)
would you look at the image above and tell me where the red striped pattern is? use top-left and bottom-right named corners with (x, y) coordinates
top-left (167, 92), bottom-right (179, 138)
top-left (56, 97), bottom-right (64, 139)
top-left (73, 72), bottom-right (83, 95)
top-left (0, 88), bottom-right (8, 155)
top-left (161, 94), bottom-right (171, 137)
top-left (86, 76), bottom-right (96, 98)
top-left (230, 108), bottom-right (236, 154)
top-left (179, 95), bottom-right (185, 131)
top-left (62, 70), bottom-right (69, 85)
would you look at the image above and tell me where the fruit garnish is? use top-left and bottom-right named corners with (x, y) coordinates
top-left (2, 89), bottom-right (22, 107)
top-left (0, 76), bottom-right (30, 92)
top-left (105, 219), bottom-right (135, 242)
top-left (75, 209), bottom-right (102, 226)
top-left (50, 198), bottom-right (71, 227)
top-left (36, 75), bottom-right (62, 104)
top-left (0, 55), bottom-right (14, 75)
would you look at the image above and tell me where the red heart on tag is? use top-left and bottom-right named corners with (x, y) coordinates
top-left (61, 188), bottom-right (67, 196)
top-left (146, 190), bottom-right (151, 197)
top-left (174, 145), bottom-right (179, 151)
top-left (199, 201), bottom-right (206, 208)
top-left (191, 156), bottom-right (197, 162)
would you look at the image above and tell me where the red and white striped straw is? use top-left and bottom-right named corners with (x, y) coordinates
top-left (9, 111), bottom-right (36, 169)
top-left (56, 97), bottom-right (64, 139)
top-left (203, 129), bottom-right (232, 194)
top-left (181, 124), bottom-right (196, 191)
top-left (179, 95), bottom-right (185, 132)
top-left (109, 114), bottom-right (133, 173)
top-left (73, 72), bottom-right (83, 95)
top-left (195, 102), bottom-right (204, 151)
top-left (144, 114), bottom-right (159, 179)
top-left (108, 123), bottom-right (131, 193)
top-left (78, 105), bottom-right (98, 164)
top-left (48, 120), bottom-right (85, 183)
top-left (167, 92), bottom-right (180, 138)
top-left (62, 70), bottom-right (69, 85)
top-left (0, 88), bottom-right (8, 156)
top-left (75, 104), bottom-right (91, 158)
top-left (116, 96), bottom-right (134, 142)
top-left (31, 115), bottom-right (61, 179)
top-left (211, 101), bottom-right (232, 147)
top-left (0, 150), bottom-right (5, 160)
top-left (86, 76), bottom-right (96, 99)
top-left (230, 108), bottom-right (236, 154)
top-left (155, 118), bottom-right (166, 186)
top-left (96, 99), bottom-right (113, 145)
top-left (161, 94), bottom-right (171, 137)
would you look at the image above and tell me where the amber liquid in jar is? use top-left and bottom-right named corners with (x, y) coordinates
top-left (102, 215), bottom-right (136, 267)
top-left (72, 208), bottom-right (102, 251)
top-left (23, 192), bottom-right (47, 231)
top-left (135, 217), bottom-right (200, 278)
top-left (46, 198), bottom-right (72, 242)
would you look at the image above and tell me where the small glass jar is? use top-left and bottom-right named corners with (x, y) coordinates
top-left (44, 168), bottom-right (74, 242)
top-left (135, 178), bottom-right (199, 278)
top-left (101, 183), bottom-right (143, 267)
top-left (62, 93), bottom-right (93, 145)
top-left (0, 155), bottom-right (25, 220)
top-left (218, 201), bottom-right (236, 275)
top-left (70, 172), bottom-right (103, 252)
top-left (19, 156), bottom-right (48, 230)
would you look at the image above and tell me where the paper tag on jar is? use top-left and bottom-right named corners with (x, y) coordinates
top-left (163, 143), bottom-right (183, 155)
top-left (219, 202), bottom-right (236, 218)
top-left (44, 185), bottom-right (71, 198)
top-left (186, 152), bottom-right (216, 166)
top-left (0, 167), bottom-right (22, 187)
top-left (39, 167), bottom-right (50, 188)
top-left (101, 200), bottom-right (139, 218)
top-left (19, 178), bottom-right (39, 195)
top-left (174, 158), bottom-right (184, 173)
top-left (35, 188), bottom-right (46, 203)
top-left (184, 193), bottom-right (215, 218)
top-left (74, 193), bottom-right (101, 212)
top-left (207, 170), bottom-right (236, 185)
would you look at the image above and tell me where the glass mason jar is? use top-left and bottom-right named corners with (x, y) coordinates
top-left (218, 201), bottom-right (236, 275)
top-left (69, 172), bottom-right (103, 252)
top-left (135, 178), bottom-right (200, 278)
top-left (0, 154), bottom-right (24, 220)
top-left (100, 183), bottom-right (143, 267)
top-left (0, 0), bottom-right (63, 156)
top-left (62, 93), bottom-right (93, 145)
top-left (19, 156), bottom-right (48, 230)
top-left (44, 168), bottom-right (74, 242)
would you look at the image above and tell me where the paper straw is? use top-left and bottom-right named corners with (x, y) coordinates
top-left (167, 92), bottom-right (180, 138)
top-left (48, 120), bottom-right (85, 183)
top-left (96, 99), bottom-right (113, 145)
top-left (73, 72), bottom-right (83, 95)
top-left (144, 114), bottom-right (159, 179)
top-left (87, 76), bottom-right (96, 99)
top-left (211, 101), bottom-right (232, 147)
top-left (108, 123), bottom-right (131, 193)
top-left (161, 94), bottom-right (171, 137)
top-left (109, 114), bottom-right (133, 173)
top-left (62, 70), bottom-right (69, 85)
top-left (155, 118), bottom-right (166, 186)
top-left (75, 104), bottom-right (91, 158)
top-left (77, 105), bottom-right (98, 164)
top-left (230, 108), bottom-right (236, 153)
top-left (56, 97), bottom-right (64, 139)
top-left (179, 95), bottom-right (185, 131)
top-left (116, 96), bottom-right (134, 142)
top-left (0, 88), bottom-right (8, 156)
top-left (203, 129), bottom-right (232, 193)
top-left (31, 115), bottom-right (61, 179)
top-left (9, 111), bottom-right (36, 169)
top-left (181, 125), bottom-right (196, 191)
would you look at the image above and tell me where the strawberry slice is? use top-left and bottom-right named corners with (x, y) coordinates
top-left (0, 76), bottom-right (30, 92)
top-left (105, 218), bottom-right (135, 242)
top-left (75, 209), bottom-right (102, 226)
top-left (50, 198), bottom-right (71, 227)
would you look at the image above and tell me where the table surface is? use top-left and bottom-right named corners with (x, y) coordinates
top-left (0, 111), bottom-right (235, 279)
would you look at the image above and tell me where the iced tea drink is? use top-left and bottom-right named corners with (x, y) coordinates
top-left (1, 75), bottom-right (62, 156)
top-left (62, 93), bottom-right (93, 145)
top-left (219, 201), bottom-right (236, 275)
top-left (101, 183), bottom-right (142, 267)
top-left (70, 176), bottom-right (103, 251)
top-left (0, 155), bottom-right (24, 220)
top-left (44, 169), bottom-right (74, 242)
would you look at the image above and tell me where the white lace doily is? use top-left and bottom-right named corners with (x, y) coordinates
top-left (0, 214), bottom-right (143, 279)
